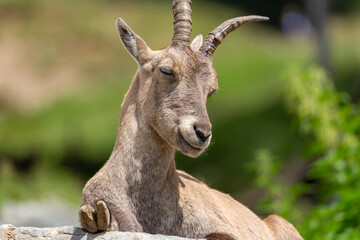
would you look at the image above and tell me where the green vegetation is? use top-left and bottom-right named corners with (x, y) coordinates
top-left (255, 67), bottom-right (360, 239)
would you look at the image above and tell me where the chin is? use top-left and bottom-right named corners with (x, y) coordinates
top-left (180, 147), bottom-right (204, 158)
top-left (176, 137), bottom-right (205, 158)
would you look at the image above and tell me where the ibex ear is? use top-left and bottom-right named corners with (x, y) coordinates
top-left (116, 18), bottom-right (151, 65)
top-left (190, 34), bottom-right (203, 51)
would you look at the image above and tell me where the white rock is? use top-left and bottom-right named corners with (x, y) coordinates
top-left (0, 224), bottom-right (201, 240)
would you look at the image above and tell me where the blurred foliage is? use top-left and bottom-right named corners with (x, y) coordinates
top-left (209, 0), bottom-right (360, 28)
top-left (255, 67), bottom-right (360, 239)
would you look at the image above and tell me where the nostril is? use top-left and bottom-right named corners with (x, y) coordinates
top-left (194, 126), bottom-right (211, 143)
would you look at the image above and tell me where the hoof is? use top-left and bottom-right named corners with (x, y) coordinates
top-left (96, 200), bottom-right (111, 231)
top-left (79, 204), bottom-right (98, 233)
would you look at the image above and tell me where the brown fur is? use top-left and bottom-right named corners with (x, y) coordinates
top-left (80, 6), bottom-right (303, 240)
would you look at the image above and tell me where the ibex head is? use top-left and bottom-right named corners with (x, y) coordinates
top-left (116, 0), bottom-right (268, 158)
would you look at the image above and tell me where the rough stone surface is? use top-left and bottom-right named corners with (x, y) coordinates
top-left (0, 224), bottom-right (200, 240)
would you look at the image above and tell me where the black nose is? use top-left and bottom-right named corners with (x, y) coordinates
top-left (194, 125), bottom-right (211, 143)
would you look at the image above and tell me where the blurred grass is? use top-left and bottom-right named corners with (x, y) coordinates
top-left (0, 0), bottom-right (359, 210)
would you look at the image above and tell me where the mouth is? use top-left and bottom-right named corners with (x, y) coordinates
top-left (177, 131), bottom-right (204, 156)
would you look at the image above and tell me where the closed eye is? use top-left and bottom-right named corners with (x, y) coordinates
top-left (160, 67), bottom-right (175, 78)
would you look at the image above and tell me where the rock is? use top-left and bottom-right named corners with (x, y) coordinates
top-left (0, 224), bottom-right (201, 240)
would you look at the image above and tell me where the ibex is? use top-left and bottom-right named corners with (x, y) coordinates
top-left (80, 1), bottom-right (303, 239)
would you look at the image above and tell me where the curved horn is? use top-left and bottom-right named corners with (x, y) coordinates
top-left (172, 0), bottom-right (192, 44)
top-left (200, 15), bottom-right (269, 56)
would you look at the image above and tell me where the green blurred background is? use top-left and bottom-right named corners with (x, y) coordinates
top-left (0, 0), bottom-right (359, 238)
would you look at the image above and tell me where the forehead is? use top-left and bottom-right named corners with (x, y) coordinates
top-left (159, 44), bottom-right (213, 72)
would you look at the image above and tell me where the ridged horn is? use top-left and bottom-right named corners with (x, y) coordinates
top-left (172, 0), bottom-right (192, 44)
top-left (200, 15), bottom-right (269, 56)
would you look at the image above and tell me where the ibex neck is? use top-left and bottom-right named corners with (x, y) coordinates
top-left (109, 73), bottom-right (178, 189)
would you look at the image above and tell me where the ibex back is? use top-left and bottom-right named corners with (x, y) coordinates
top-left (80, 1), bottom-right (303, 239)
